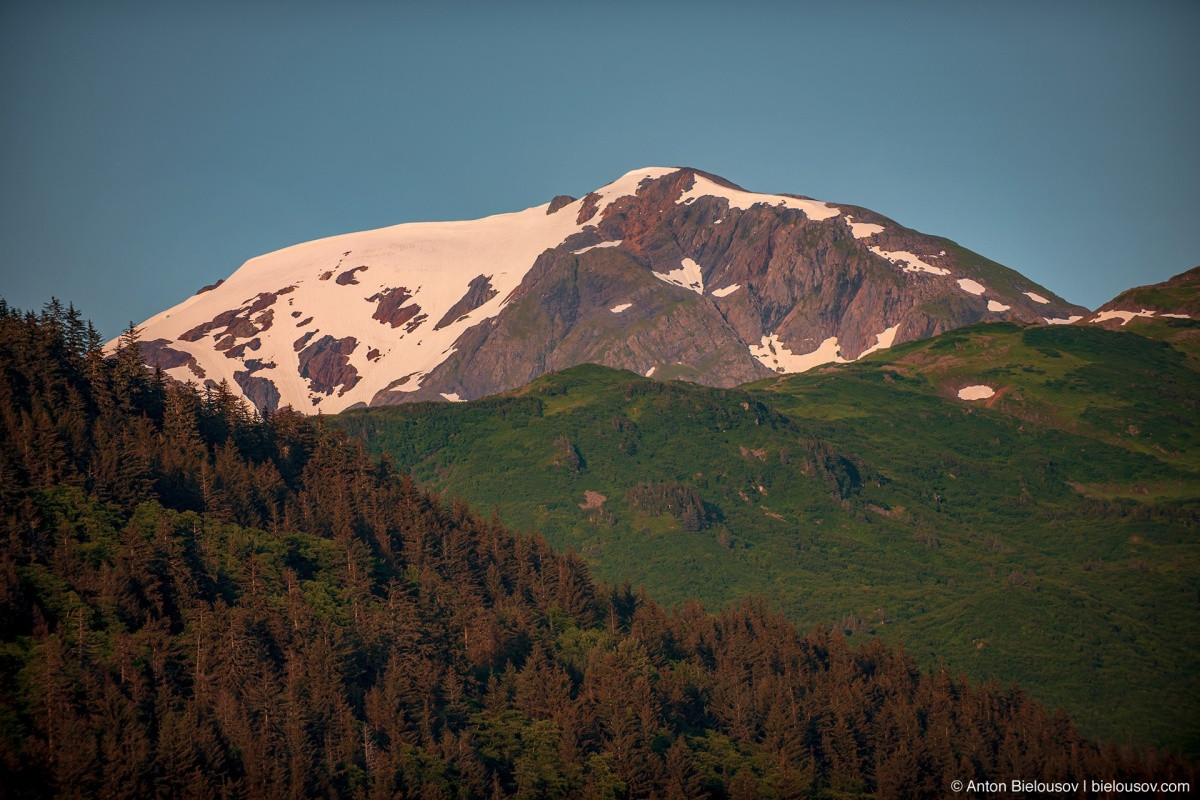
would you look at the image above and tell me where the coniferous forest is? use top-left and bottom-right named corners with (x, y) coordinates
top-left (1, 300), bottom-right (1194, 798)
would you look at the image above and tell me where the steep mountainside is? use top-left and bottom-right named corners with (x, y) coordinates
top-left (334, 324), bottom-right (1200, 754)
top-left (127, 168), bottom-right (1084, 413)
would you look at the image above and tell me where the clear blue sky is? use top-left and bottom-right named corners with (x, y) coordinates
top-left (2, 0), bottom-right (1197, 339)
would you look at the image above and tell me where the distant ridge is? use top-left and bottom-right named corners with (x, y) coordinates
top-left (1078, 265), bottom-right (1200, 328)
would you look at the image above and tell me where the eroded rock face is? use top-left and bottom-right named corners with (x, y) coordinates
top-left (434, 275), bottom-right (498, 330)
top-left (224, 338), bottom-right (261, 359)
top-left (139, 339), bottom-right (205, 379)
top-left (297, 335), bottom-right (360, 396)
top-left (294, 330), bottom-right (318, 351)
top-left (369, 287), bottom-right (426, 331)
top-left (378, 245), bottom-right (772, 405)
top-left (336, 266), bottom-right (369, 285)
top-left (576, 193), bottom-right (601, 225)
top-left (381, 169), bottom-right (1083, 402)
top-left (234, 359), bottom-right (280, 412)
top-left (180, 288), bottom-right (291, 342)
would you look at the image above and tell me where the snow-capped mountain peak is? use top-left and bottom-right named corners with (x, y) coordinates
top-left (127, 167), bottom-right (1085, 413)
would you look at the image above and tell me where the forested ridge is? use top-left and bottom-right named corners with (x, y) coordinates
top-left (333, 327), bottom-right (1200, 754)
top-left (0, 300), bottom-right (1193, 798)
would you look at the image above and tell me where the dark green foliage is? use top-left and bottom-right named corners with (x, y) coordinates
top-left (3, 301), bottom-right (1195, 796)
top-left (335, 325), bottom-right (1200, 755)
top-left (625, 482), bottom-right (710, 531)
top-left (553, 435), bottom-right (584, 472)
top-left (1022, 323), bottom-right (1178, 363)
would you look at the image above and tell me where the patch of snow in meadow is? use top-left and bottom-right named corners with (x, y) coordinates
top-left (1093, 309), bottom-right (1156, 326)
top-left (859, 325), bottom-right (901, 358)
top-left (958, 385), bottom-right (995, 400)
top-left (749, 335), bottom-right (847, 373)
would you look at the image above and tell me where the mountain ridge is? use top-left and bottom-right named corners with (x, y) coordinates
top-left (1078, 265), bottom-right (1200, 329)
top-left (126, 167), bottom-right (1086, 413)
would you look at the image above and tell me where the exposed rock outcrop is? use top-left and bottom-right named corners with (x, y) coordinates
top-left (547, 195), bottom-right (576, 214)
top-left (434, 275), bottom-right (498, 330)
top-left (138, 338), bottom-right (205, 379)
top-left (335, 266), bottom-right (369, 285)
top-left (369, 287), bottom-right (425, 330)
top-left (233, 359), bottom-right (280, 412)
top-left (297, 335), bottom-right (360, 397)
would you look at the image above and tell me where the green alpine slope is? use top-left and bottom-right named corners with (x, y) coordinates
top-left (333, 323), bottom-right (1200, 754)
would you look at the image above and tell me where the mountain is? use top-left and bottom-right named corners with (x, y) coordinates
top-left (128, 167), bottom-right (1085, 414)
top-left (333, 322), bottom-right (1200, 754)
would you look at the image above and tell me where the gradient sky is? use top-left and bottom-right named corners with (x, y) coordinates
top-left (1, 0), bottom-right (1197, 340)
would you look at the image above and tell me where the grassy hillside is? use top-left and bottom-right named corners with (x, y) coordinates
top-left (1104, 265), bottom-right (1200, 316)
top-left (1091, 266), bottom-right (1200, 357)
top-left (333, 324), bottom-right (1200, 755)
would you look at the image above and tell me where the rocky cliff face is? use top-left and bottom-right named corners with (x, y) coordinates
top-left (125, 167), bottom-right (1086, 413)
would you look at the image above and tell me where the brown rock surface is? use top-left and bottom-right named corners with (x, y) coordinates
top-left (547, 194), bottom-right (576, 214)
top-left (336, 266), bottom-right (369, 285)
top-left (297, 335), bottom-right (361, 397)
top-left (233, 358), bottom-right (280, 413)
top-left (434, 275), bottom-right (498, 330)
top-left (138, 339), bottom-right (205, 379)
top-left (369, 287), bottom-right (424, 330)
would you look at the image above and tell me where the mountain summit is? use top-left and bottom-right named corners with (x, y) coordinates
top-left (130, 167), bottom-right (1085, 413)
